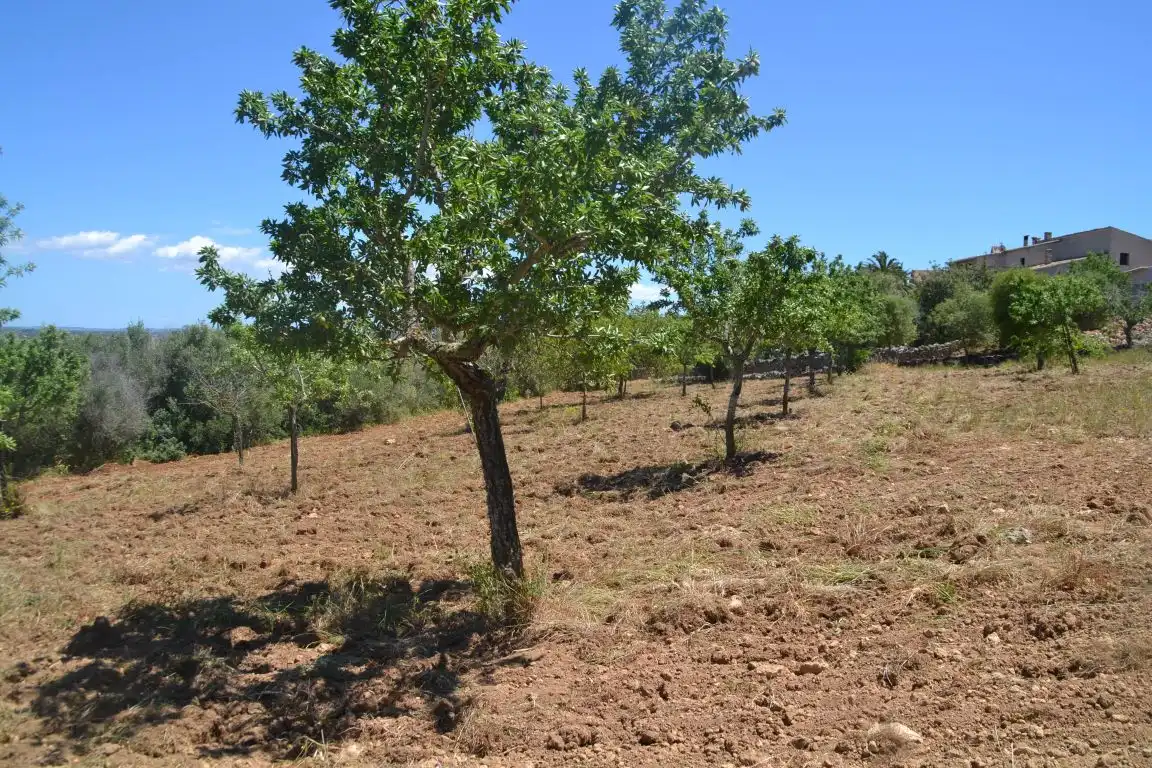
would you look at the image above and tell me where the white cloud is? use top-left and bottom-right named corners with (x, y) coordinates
top-left (37, 231), bottom-right (119, 249)
top-left (104, 234), bottom-right (156, 255)
top-left (155, 235), bottom-right (262, 265)
top-left (629, 281), bottom-right (665, 305)
top-left (35, 230), bottom-right (156, 258)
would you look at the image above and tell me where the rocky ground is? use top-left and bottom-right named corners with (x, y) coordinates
top-left (1, 352), bottom-right (1150, 767)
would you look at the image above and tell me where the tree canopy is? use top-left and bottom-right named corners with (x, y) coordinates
top-left (197, 0), bottom-right (781, 580)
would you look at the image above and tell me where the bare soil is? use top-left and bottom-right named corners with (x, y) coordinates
top-left (2, 354), bottom-right (1151, 767)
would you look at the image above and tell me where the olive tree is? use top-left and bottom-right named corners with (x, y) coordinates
top-left (926, 286), bottom-right (995, 357)
top-left (197, 0), bottom-right (781, 578)
top-left (1008, 275), bottom-right (1104, 374)
top-left (1069, 252), bottom-right (1151, 348)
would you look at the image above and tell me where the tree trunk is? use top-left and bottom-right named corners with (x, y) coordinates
top-left (288, 404), bottom-right (299, 493)
top-left (1062, 323), bottom-right (1079, 374)
top-left (708, 365), bottom-right (715, 389)
top-left (827, 348), bottom-right (835, 384)
top-left (1036, 351), bottom-right (1046, 371)
top-left (538, 393), bottom-right (544, 411)
top-left (782, 349), bottom-right (792, 416)
top-left (1124, 322), bottom-right (1134, 349)
top-left (233, 414), bottom-right (244, 466)
top-left (807, 348), bottom-right (817, 393)
top-left (581, 382), bottom-right (588, 422)
top-left (681, 364), bottom-right (688, 397)
top-left (723, 356), bottom-right (745, 461)
top-left (440, 359), bottom-right (525, 578)
top-left (457, 387), bottom-right (473, 434)
top-left (0, 448), bottom-right (8, 507)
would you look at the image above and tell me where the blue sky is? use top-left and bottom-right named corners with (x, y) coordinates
top-left (2, 0), bottom-right (1149, 328)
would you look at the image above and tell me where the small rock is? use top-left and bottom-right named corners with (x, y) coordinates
top-left (728, 597), bottom-right (746, 616)
top-left (1111, 713), bottom-right (1129, 723)
top-left (1001, 527), bottom-right (1033, 545)
top-left (937, 503), bottom-right (951, 514)
top-left (790, 736), bottom-right (809, 750)
top-left (99, 743), bottom-right (121, 756)
top-left (795, 662), bottom-right (827, 675)
top-left (984, 632), bottom-right (1002, 646)
top-left (638, 730), bottom-right (660, 746)
top-left (749, 662), bottom-right (787, 679)
top-left (711, 650), bottom-right (733, 665)
top-left (867, 722), bottom-right (924, 746)
top-left (226, 626), bottom-right (260, 648)
top-left (546, 733), bottom-right (565, 751)
top-left (384, 438), bottom-right (396, 445)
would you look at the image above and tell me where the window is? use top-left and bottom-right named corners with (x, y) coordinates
top-left (1120, 252), bottom-right (1130, 266)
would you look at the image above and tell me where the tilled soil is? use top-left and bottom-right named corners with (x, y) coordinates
top-left (1, 359), bottom-right (1150, 767)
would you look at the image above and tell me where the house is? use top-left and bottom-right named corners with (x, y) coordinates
top-left (951, 227), bottom-right (1152, 289)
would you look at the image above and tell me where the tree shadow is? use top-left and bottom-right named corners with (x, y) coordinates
top-left (32, 574), bottom-right (515, 760)
top-left (558, 450), bottom-right (778, 500)
top-left (705, 411), bottom-right (799, 429)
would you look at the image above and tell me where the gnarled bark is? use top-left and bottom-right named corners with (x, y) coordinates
top-left (438, 358), bottom-right (524, 578)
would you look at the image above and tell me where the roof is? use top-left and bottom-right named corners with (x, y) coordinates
top-left (953, 226), bottom-right (1148, 265)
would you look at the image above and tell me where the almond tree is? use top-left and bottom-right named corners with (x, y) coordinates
top-left (756, 237), bottom-right (826, 416)
top-left (197, 0), bottom-right (781, 579)
top-left (232, 327), bottom-right (342, 492)
top-left (657, 220), bottom-right (768, 460)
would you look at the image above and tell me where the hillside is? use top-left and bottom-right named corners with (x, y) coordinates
top-left (1, 355), bottom-right (1151, 767)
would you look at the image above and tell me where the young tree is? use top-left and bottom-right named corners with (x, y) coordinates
top-left (197, 0), bottom-right (781, 579)
top-left (233, 328), bottom-right (342, 492)
top-left (1069, 252), bottom-right (1151, 348)
top-left (1008, 275), bottom-right (1104, 374)
top-left (568, 323), bottom-right (629, 421)
top-left (660, 226), bottom-right (822, 456)
top-left (761, 243), bottom-right (828, 416)
top-left (658, 222), bottom-right (758, 459)
top-left (822, 259), bottom-right (880, 382)
top-left (990, 268), bottom-right (1045, 353)
top-left (666, 315), bottom-right (706, 396)
top-left (186, 334), bottom-right (262, 465)
top-left (926, 286), bottom-right (995, 357)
